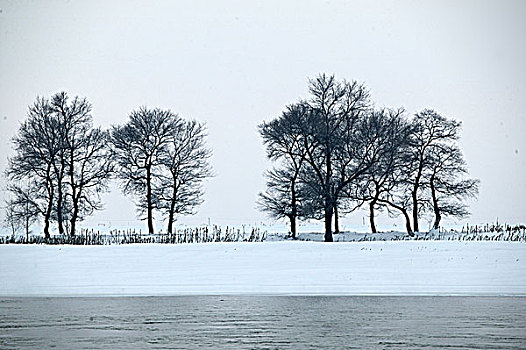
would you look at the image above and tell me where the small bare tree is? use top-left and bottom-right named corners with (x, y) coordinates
top-left (258, 166), bottom-right (310, 239)
top-left (259, 103), bottom-right (309, 238)
top-left (4, 182), bottom-right (40, 239)
top-left (407, 109), bottom-right (461, 232)
top-left (426, 143), bottom-right (479, 229)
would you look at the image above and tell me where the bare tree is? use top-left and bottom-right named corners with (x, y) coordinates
top-left (157, 119), bottom-right (212, 234)
top-left (301, 74), bottom-right (372, 242)
top-left (259, 76), bottom-right (480, 237)
top-left (407, 109), bottom-right (461, 232)
top-left (112, 107), bottom-right (179, 234)
top-left (377, 192), bottom-right (414, 235)
top-left (260, 75), bottom-right (402, 241)
top-left (7, 98), bottom-right (60, 238)
top-left (259, 104), bottom-right (309, 238)
top-left (258, 166), bottom-right (309, 239)
top-left (357, 108), bottom-right (413, 233)
top-left (426, 143), bottom-right (479, 229)
top-left (6, 93), bottom-right (114, 238)
top-left (50, 92), bottom-right (112, 236)
top-left (4, 182), bottom-right (40, 239)
top-left (66, 126), bottom-right (114, 236)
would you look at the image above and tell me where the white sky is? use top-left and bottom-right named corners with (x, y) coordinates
top-left (0, 0), bottom-right (525, 232)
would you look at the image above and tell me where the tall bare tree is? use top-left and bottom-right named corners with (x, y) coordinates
top-left (50, 92), bottom-right (113, 236)
top-left (157, 119), bottom-right (212, 234)
top-left (112, 107), bottom-right (179, 234)
top-left (301, 74), bottom-right (372, 242)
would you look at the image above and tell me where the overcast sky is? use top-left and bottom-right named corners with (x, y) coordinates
top-left (0, 0), bottom-right (525, 232)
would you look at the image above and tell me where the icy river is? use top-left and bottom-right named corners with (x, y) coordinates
top-left (1, 296), bottom-right (525, 349)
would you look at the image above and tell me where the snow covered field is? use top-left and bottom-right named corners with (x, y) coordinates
top-left (1, 241), bottom-right (525, 297)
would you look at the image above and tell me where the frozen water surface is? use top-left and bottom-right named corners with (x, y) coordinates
top-left (1, 296), bottom-right (525, 349)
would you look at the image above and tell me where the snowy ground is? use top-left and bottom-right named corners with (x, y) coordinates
top-left (1, 241), bottom-right (525, 296)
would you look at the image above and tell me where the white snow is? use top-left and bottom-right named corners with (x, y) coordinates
top-left (1, 241), bottom-right (525, 296)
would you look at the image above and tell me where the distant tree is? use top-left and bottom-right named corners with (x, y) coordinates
top-left (259, 104), bottom-right (309, 238)
top-left (157, 119), bottom-right (212, 234)
top-left (406, 109), bottom-right (462, 232)
top-left (426, 143), bottom-right (479, 229)
top-left (7, 97), bottom-right (60, 238)
top-left (112, 107), bottom-right (179, 234)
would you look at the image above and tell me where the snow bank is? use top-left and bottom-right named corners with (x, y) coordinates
top-left (1, 241), bottom-right (525, 296)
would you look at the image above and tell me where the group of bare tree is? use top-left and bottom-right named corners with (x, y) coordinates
top-left (4, 92), bottom-right (211, 238)
top-left (112, 107), bottom-right (212, 235)
top-left (259, 74), bottom-right (479, 242)
top-left (4, 80), bottom-right (477, 242)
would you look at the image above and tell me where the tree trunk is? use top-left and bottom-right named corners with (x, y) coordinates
top-left (369, 200), bottom-right (377, 233)
top-left (55, 157), bottom-right (66, 236)
top-left (44, 171), bottom-right (53, 239)
top-left (146, 165), bottom-right (154, 235)
top-left (334, 203), bottom-right (340, 234)
top-left (290, 215), bottom-right (297, 239)
top-left (433, 213), bottom-right (441, 230)
top-left (167, 200), bottom-right (175, 234)
top-left (167, 180), bottom-right (178, 234)
top-left (411, 188), bottom-right (419, 233)
top-left (25, 216), bottom-right (29, 242)
top-left (69, 159), bottom-right (78, 236)
top-left (377, 198), bottom-right (413, 237)
top-left (56, 180), bottom-right (64, 235)
top-left (70, 215), bottom-right (77, 237)
top-left (167, 210), bottom-right (174, 234)
top-left (25, 200), bottom-right (30, 241)
top-left (290, 181), bottom-right (297, 239)
top-left (324, 203), bottom-right (333, 242)
top-left (402, 208), bottom-right (414, 236)
top-left (412, 158), bottom-right (424, 233)
top-left (70, 198), bottom-right (79, 237)
top-left (323, 144), bottom-right (333, 242)
top-left (430, 175), bottom-right (441, 230)
top-left (44, 196), bottom-right (53, 239)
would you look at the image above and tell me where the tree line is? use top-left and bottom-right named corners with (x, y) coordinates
top-left (4, 75), bottom-right (479, 242)
top-left (4, 92), bottom-right (212, 239)
top-left (259, 74), bottom-right (479, 242)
